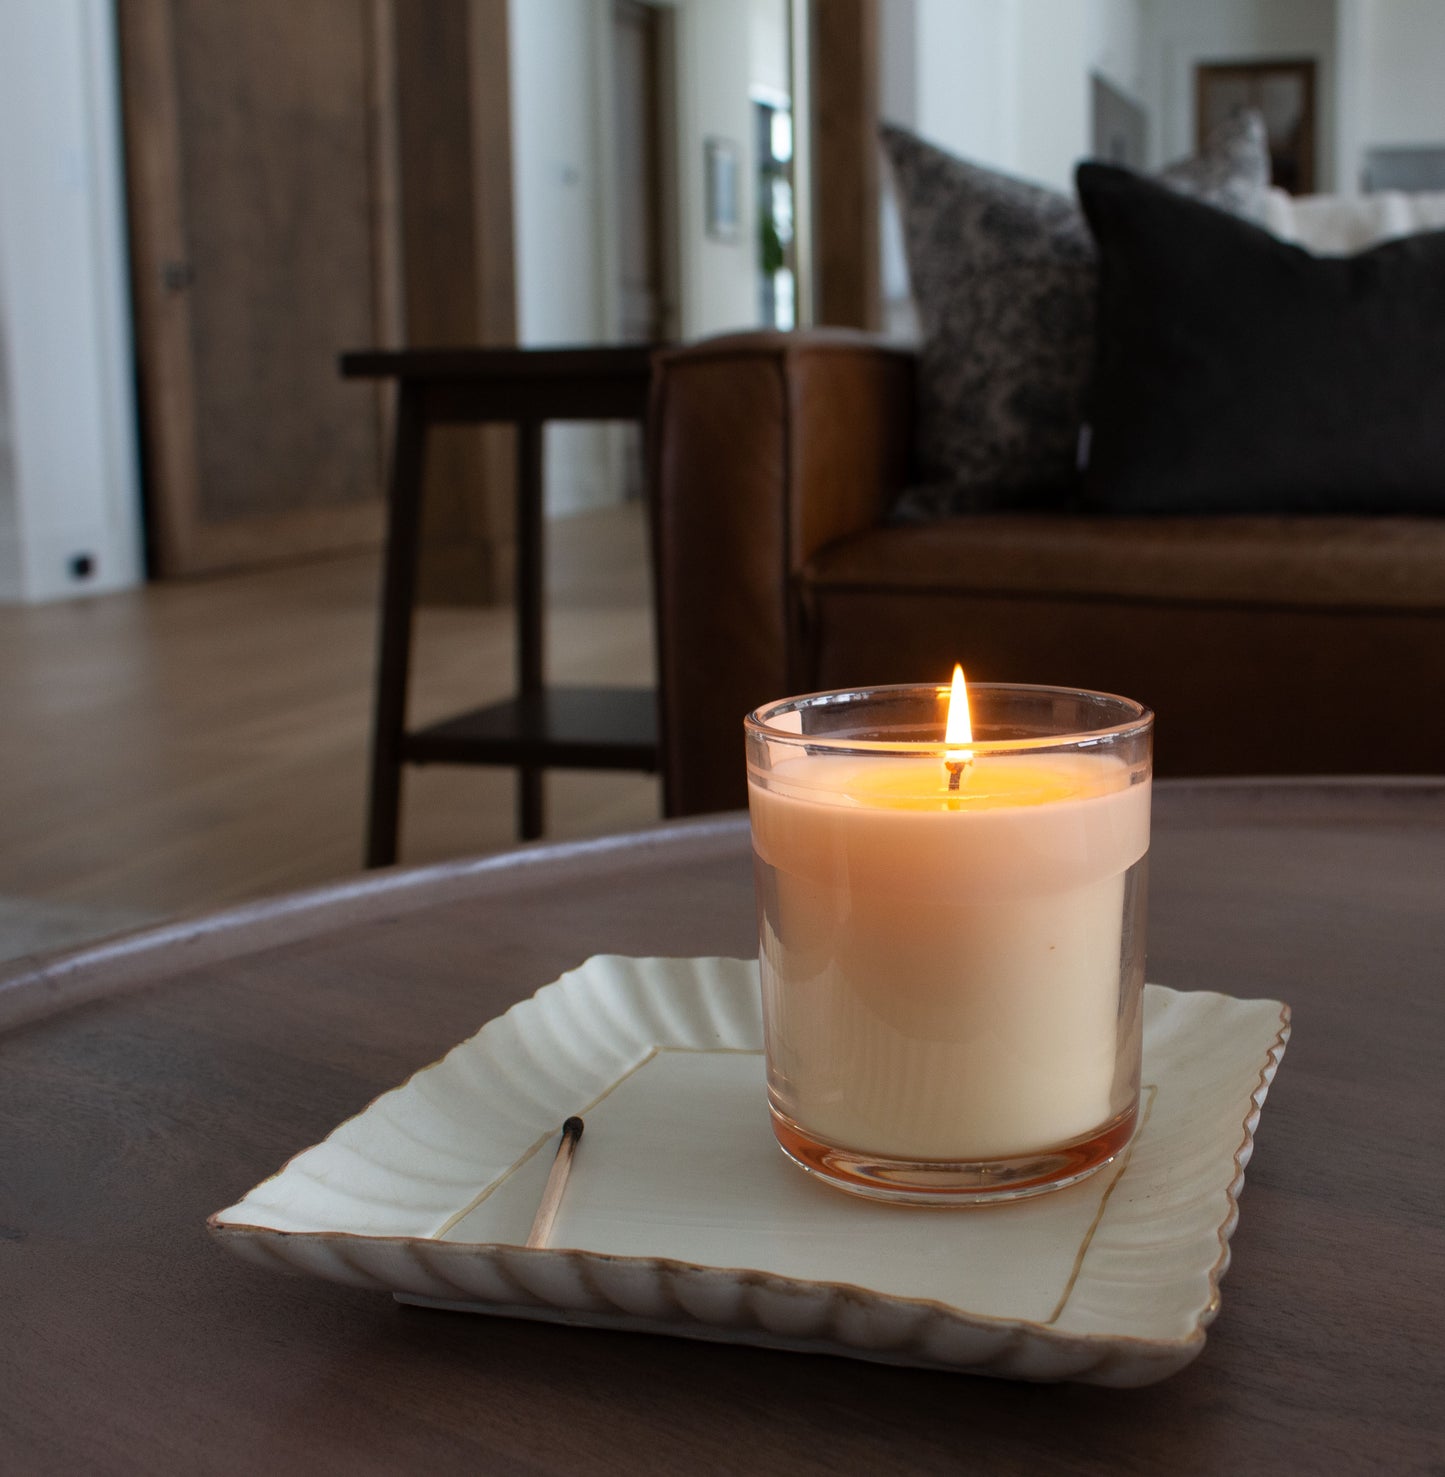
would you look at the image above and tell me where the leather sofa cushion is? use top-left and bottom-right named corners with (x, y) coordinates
top-left (804, 514), bottom-right (1445, 612)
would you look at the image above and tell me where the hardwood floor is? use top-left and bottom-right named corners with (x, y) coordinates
top-left (0, 503), bottom-right (660, 956)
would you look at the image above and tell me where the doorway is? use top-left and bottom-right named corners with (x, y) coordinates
top-left (611, 0), bottom-right (673, 346)
top-left (603, 0), bottom-right (678, 503)
top-left (1196, 58), bottom-right (1317, 196)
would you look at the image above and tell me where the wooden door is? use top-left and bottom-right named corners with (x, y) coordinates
top-left (611, 0), bottom-right (668, 345)
top-left (608, 0), bottom-right (675, 501)
top-left (118, 0), bottom-right (396, 576)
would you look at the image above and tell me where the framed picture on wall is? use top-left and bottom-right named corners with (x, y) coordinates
top-left (704, 136), bottom-right (740, 242)
top-left (1196, 58), bottom-right (1316, 195)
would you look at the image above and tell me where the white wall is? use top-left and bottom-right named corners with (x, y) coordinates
top-left (511, 0), bottom-right (606, 354)
top-left (877, 0), bottom-right (1147, 336)
top-left (878, 0), bottom-right (918, 130)
top-left (0, 0), bottom-right (144, 602)
top-left (512, 0), bottom-right (762, 350)
top-left (671, 0), bottom-right (760, 336)
top-left (1013, 0), bottom-right (1148, 186)
top-left (1333, 0), bottom-right (1372, 192)
top-left (890, 0), bottom-right (1445, 202)
top-left (509, 0), bottom-right (612, 517)
top-left (1088, 0), bottom-right (1149, 99)
top-left (884, 0), bottom-right (1149, 191)
top-left (1354, 0), bottom-right (1445, 151)
top-left (1333, 0), bottom-right (1445, 193)
top-left (749, 0), bottom-right (792, 100)
top-left (881, 1), bottom-right (1445, 199)
top-left (0, 273), bottom-right (19, 595)
top-left (509, 0), bottom-right (763, 515)
top-left (907, 0), bottom-right (1018, 173)
top-left (1013, 3), bottom-right (1093, 188)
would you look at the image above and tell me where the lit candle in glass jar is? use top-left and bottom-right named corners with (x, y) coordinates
top-left (746, 672), bottom-right (1152, 1204)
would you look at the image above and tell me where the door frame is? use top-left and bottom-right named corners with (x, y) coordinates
top-left (592, 0), bottom-right (681, 504)
top-left (1195, 57), bottom-right (1317, 196)
top-left (593, 0), bottom-right (681, 350)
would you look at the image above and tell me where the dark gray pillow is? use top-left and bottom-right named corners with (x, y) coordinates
top-left (881, 113), bottom-right (1271, 519)
top-left (1077, 161), bottom-right (1445, 515)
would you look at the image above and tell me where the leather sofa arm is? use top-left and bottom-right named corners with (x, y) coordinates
top-left (648, 329), bottom-right (915, 816)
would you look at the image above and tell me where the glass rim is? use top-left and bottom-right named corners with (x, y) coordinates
top-left (744, 681), bottom-right (1154, 756)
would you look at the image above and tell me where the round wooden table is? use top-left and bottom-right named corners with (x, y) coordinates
top-left (3, 780), bottom-right (1441, 1474)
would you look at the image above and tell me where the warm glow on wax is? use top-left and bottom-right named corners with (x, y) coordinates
top-left (945, 664), bottom-right (973, 768)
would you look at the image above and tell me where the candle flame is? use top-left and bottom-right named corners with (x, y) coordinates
top-left (945, 663), bottom-right (973, 770)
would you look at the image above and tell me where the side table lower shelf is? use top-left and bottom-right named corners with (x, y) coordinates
top-left (367, 685), bottom-right (659, 865)
top-left (404, 686), bottom-right (658, 770)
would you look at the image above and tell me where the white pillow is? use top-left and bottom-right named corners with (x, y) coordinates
top-left (1264, 184), bottom-right (1445, 255)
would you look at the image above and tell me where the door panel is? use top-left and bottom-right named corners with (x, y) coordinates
top-left (119, 0), bottom-right (394, 575)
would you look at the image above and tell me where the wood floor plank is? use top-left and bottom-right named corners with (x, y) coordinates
top-left (0, 504), bottom-right (660, 940)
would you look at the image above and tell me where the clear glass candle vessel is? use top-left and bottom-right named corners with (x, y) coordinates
top-left (746, 682), bottom-right (1153, 1205)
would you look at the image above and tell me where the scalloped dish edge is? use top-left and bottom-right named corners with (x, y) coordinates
top-left (208, 958), bottom-right (1291, 1386)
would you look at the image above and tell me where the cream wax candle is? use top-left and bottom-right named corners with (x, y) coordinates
top-left (746, 678), bottom-right (1153, 1204)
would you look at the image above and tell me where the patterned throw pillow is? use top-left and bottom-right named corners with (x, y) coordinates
top-left (881, 112), bottom-right (1271, 519)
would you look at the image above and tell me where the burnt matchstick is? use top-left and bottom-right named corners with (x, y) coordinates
top-left (525, 1116), bottom-right (585, 1249)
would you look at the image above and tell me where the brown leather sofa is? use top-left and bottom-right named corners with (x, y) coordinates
top-left (648, 329), bottom-right (1445, 816)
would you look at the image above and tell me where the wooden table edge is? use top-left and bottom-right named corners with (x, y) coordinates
top-left (3, 777), bottom-right (1439, 1035)
top-left (0, 815), bottom-right (750, 1034)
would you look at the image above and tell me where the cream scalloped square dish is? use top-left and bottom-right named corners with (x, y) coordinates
top-left (209, 957), bottom-right (1290, 1386)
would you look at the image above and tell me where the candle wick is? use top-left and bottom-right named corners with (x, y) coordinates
top-left (946, 762), bottom-right (964, 792)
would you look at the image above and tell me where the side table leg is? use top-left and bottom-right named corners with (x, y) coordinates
top-left (517, 416), bottom-right (545, 841)
top-left (365, 388), bottom-right (426, 867)
top-left (519, 768), bottom-right (544, 841)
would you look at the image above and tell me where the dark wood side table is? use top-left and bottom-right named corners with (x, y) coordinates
top-left (1, 780), bottom-right (1442, 1474)
top-left (342, 345), bottom-right (661, 865)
